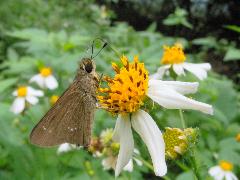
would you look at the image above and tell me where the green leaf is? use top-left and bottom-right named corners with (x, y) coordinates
top-left (224, 25), bottom-right (240, 33)
top-left (0, 78), bottom-right (18, 94)
top-left (224, 47), bottom-right (240, 61)
top-left (176, 171), bottom-right (195, 180)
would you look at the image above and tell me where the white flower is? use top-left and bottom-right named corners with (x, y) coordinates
top-left (209, 161), bottom-right (238, 180)
top-left (98, 56), bottom-right (213, 177)
top-left (57, 143), bottom-right (77, 154)
top-left (30, 67), bottom-right (58, 90)
top-left (10, 86), bottom-right (44, 114)
top-left (113, 79), bottom-right (213, 177)
top-left (150, 44), bottom-right (211, 80)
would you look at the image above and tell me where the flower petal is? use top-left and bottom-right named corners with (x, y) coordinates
top-left (150, 65), bottom-right (170, 79)
top-left (57, 143), bottom-right (73, 154)
top-left (208, 166), bottom-right (220, 176)
top-left (183, 62), bottom-right (211, 80)
top-left (147, 85), bottom-right (213, 115)
top-left (45, 75), bottom-right (58, 90)
top-left (102, 156), bottom-right (117, 170)
top-left (123, 159), bottom-right (133, 172)
top-left (12, 90), bottom-right (17, 96)
top-left (30, 74), bottom-right (45, 88)
top-left (173, 64), bottom-right (185, 76)
top-left (26, 96), bottom-right (39, 105)
top-left (113, 114), bottom-right (134, 177)
top-left (149, 79), bottom-right (199, 95)
top-left (131, 110), bottom-right (167, 176)
top-left (10, 97), bottom-right (25, 114)
top-left (223, 172), bottom-right (238, 180)
top-left (27, 87), bottom-right (44, 97)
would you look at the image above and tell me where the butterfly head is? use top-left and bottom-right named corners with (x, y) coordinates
top-left (79, 58), bottom-right (96, 73)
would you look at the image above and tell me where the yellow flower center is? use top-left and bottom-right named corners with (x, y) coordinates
top-left (97, 55), bottom-right (148, 114)
top-left (40, 67), bottom-right (52, 77)
top-left (17, 86), bottom-right (28, 97)
top-left (219, 160), bottom-right (233, 171)
top-left (161, 43), bottom-right (186, 65)
top-left (50, 95), bottom-right (59, 105)
top-left (235, 133), bottom-right (240, 142)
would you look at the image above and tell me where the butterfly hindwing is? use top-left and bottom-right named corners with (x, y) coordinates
top-left (30, 81), bottom-right (96, 147)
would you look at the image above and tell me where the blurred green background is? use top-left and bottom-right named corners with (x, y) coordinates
top-left (0, 0), bottom-right (239, 179)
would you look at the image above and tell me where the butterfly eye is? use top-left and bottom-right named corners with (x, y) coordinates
top-left (84, 63), bottom-right (93, 73)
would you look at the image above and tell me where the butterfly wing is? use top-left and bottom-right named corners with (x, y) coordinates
top-left (30, 81), bottom-right (96, 147)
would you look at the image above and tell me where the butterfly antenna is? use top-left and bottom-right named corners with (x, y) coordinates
top-left (91, 38), bottom-right (121, 59)
top-left (91, 38), bottom-right (108, 59)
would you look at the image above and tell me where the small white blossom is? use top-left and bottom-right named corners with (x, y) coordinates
top-left (10, 86), bottom-right (44, 114)
top-left (30, 67), bottom-right (58, 90)
top-left (209, 161), bottom-right (238, 180)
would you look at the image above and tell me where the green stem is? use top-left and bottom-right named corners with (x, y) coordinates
top-left (179, 109), bottom-right (186, 128)
top-left (176, 160), bottom-right (189, 171)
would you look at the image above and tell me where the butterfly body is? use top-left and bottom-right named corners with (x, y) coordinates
top-left (30, 58), bottom-right (98, 147)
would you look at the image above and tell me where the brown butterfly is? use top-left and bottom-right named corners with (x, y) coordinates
top-left (30, 58), bottom-right (99, 147)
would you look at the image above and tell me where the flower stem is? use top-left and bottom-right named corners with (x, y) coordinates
top-left (179, 109), bottom-right (186, 128)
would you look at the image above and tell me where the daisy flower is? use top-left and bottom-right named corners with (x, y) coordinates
top-left (151, 43), bottom-right (211, 80)
top-left (10, 86), bottom-right (44, 114)
top-left (97, 55), bottom-right (213, 177)
top-left (209, 160), bottom-right (238, 180)
top-left (30, 66), bottom-right (58, 90)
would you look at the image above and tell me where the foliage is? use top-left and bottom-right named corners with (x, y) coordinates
top-left (0, 0), bottom-right (239, 180)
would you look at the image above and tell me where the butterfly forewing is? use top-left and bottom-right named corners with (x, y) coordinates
top-left (30, 59), bottom-right (97, 147)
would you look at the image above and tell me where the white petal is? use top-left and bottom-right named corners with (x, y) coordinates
top-left (209, 166), bottom-right (225, 180)
top-left (224, 172), bottom-right (239, 180)
top-left (27, 87), bottom-right (44, 97)
top-left (133, 157), bottom-right (143, 166)
top-left (183, 62), bottom-right (211, 80)
top-left (57, 143), bottom-right (73, 154)
top-left (133, 148), bottom-right (140, 155)
top-left (10, 98), bottom-right (25, 114)
top-left (12, 90), bottom-right (17, 96)
top-left (26, 96), bottom-right (39, 105)
top-left (148, 79), bottom-right (199, 95)
top-left (113, 114), bottom-right (134, 177)
top-left (30, 74), bottom-right (45, 88)
top-left (150, 65), bottom-right (170, 79)
top-left (45, 75), bottom-right (58, 90)
top-left (112, 115), bottom-right (122, 142)
top-left (102, 156), bottom-right (117, 170)
top-left (123, 159), bottom-right (133, 172)
top-left (147, 85), bottom-right (213, 115)
top-left (173, 64), bottom-right (185, 76)
top-left (131, 110), bottom-right (167, 176)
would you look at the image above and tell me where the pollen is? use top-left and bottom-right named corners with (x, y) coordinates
top-left (40, 67), bottom-right (52, 77)
top-left (97, 55), bottom-right (148, 114)
top-left (219, 160), bottom-right (233, 171)
top-left (161, 43), bottom-right (186, 65)
top-left (50, 95), bottom-right (59, 105)
top-left (17, 86), bottom-right (28, 97)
